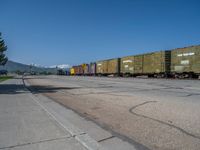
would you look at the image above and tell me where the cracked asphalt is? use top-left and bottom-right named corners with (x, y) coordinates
top-left (27, 75), bottom-right (200, 150)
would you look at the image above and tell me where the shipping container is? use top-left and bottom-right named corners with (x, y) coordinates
top-left (142, 51), bottom-right (171, 75)
top-left (171, 46), bottom-right (200, 75)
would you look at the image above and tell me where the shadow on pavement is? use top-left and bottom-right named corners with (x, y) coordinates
top-left (0, 84), bottom-right (26, 94)
top-left (0, 83), bottom-right (81, 95)
top-left (28, 85), bottom-right (82, 94)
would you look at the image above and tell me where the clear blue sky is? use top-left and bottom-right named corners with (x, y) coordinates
top-left (1, 0), bottom-right (200, 66)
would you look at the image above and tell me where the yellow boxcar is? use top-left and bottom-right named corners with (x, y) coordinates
top-left (70, 68), bottom-right (75, 75)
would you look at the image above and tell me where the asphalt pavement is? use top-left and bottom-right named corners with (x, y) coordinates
top-left (0, 77), bottom-right (138, 150)
top-left (26, 76), bottom-right (200, 150)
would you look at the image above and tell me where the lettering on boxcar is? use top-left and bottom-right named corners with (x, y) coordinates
top-left (181, 60), bottom-right (189, 65)
top-left (177, 52), bottom-right (195, 57)
top-left (123, 60), bottom-right (133, 63)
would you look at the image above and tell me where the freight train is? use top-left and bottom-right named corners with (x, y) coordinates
top-left (70, 45), bottom-right (200, 78)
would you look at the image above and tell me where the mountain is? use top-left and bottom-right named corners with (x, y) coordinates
top-left (0, 60), bottom-right (57, 74)
top-left (50, 64), bottom-right (70, 69)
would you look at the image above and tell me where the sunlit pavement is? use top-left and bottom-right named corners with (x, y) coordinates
top-left (0, 77), bottom-right (139, 150)
top-left (26, 75), bottom-right (200, 150)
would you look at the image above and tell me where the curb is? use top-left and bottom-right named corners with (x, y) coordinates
top-left (22, 77), bottom-right (107, 150)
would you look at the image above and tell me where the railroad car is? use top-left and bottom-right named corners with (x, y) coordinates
top-left (133, 54), bottom-right (144, 75)
top-left (69, 45), bottom-right (200, 78)
top-left (107, 58), bottom-right (121, 76)
top-left (73, 65), bottom-right (84, 75)
top-left (120, 54), bottom-right (144, 76)
top-left (96, 60), bottom-right (108, 75)
top-left (171, 45), bottom-right (200, 78)
top-left (96, 58), bottom-right (120, 76)
top-left (82, 64), bottom-right (89, 75)
top-left (70, 68), bottom-right (75, 75)
top-left (89, 62), bottom-right (96, 75)
top-left (120, 55), bottom-right (135, 76)
top-left (142, 51), bottom-right (171, 77)
top-left (77, 65), bottom-right (84, 75)
top-left (72, 66), bottom-right (78, 75)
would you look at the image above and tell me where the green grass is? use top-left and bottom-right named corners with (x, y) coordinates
top-left (0, 76), bottom-right (13, 82)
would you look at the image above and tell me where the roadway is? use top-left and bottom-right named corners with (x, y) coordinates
top-left (26, 75), bottom-right (200, 150)
top-left (0, 77), bottom-right (140, 150)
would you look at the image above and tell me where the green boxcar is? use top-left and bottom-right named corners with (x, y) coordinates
top-left (120, 54), bottom-right (144, 75)
top-left (96, 58), bottom-right (120, 75)
top-left (120, 55), bottom-right (135, 75)
top-left (134, 55), bottom-right (144, 74)
top-left (121, 51), bottom-right (170, 76)
top-left (107, 58), bottom-right (120, 75)
top-left (143, 51), bottom-right (171, 74)
top-left (96, 60), bottom-right (108, 75)
top-left (171, 45), bottom-right (200, 74)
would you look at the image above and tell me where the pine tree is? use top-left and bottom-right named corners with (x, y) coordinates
top-left (0, 33), bottom-right (8, 66)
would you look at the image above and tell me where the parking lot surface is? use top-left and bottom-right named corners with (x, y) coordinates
top-left (27, 76), bottom-right (200, 150)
